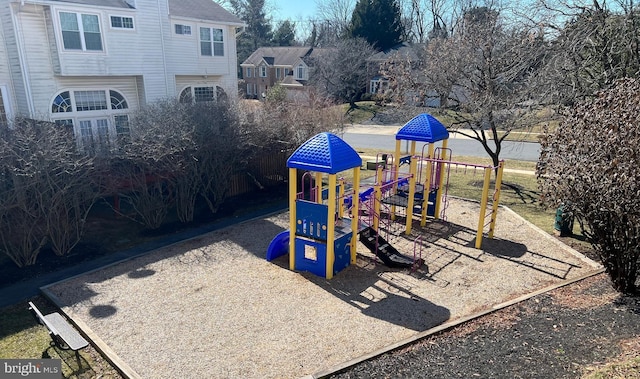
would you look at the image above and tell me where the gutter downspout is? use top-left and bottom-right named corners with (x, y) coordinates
top-left (12, 2), bottom-right (36, 116)
top-left (157, 0), bottom-right (169, 99)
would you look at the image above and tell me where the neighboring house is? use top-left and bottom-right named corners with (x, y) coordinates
top-left (366, 42), bottom-right (422, 96)
top-left (366, 42), bottom-right (467, 107)
top-left (240, 46), bottom-right (324, 102)
top-left (0, 0), bottom-right (243, 152)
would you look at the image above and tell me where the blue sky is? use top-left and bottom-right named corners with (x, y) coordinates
top-left (270, 0), bottom-right (317, 23)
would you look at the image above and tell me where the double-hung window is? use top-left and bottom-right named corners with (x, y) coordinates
top-left (296, 64), bottom-right (306, 80)
top-left (259, 66), bottom-right (267, 77)
top-left (246, 67), bottom-right (253, 78)
top-left (200, 27), bottom-right (224, 56)
top-left (60, 12), bottom-right (102, 51)
top-left (110, 16), bottom-right (134, 29)
top-left (175, 24), bottom-right (191, 35)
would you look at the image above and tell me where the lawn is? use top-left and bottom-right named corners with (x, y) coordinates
top-left (0, 299), bottom-right (121, 378)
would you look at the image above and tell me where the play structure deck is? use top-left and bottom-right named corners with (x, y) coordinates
top-left (267, 113), bottom-right (505, 279)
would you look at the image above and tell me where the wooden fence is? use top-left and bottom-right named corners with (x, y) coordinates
top-left (228, 150), bottom-right (288, 197)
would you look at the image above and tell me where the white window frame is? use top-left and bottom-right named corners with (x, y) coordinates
top-left (370, 78), bottom-right (389, 94)
top-left (246, 67), bottom-right (253, 78)
top-left (199, 27), bottom-right (224, 57)
top-left (259, 65), bottom-right (267, 77)
top-left (174, 24), bottom-right (192, 36)
top-left (179, 86), bottom-right (219, 103)
top-left (109, 15), bottom-right (135, 30)
top-left (58, 11), bottom-right (103, 52)
top-left (77, 118), bottom-right (114, 152)
top-left (50, 89), bottom-right (129, 152)
top-left (295, 64), bottom-right (306, 80)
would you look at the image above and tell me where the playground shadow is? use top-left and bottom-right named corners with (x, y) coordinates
top-left (268, 253), bottom-right (450, 331)
top-left (482, 237), bottom-right (582, 279)
top-left (43, 218), bottom-right (288, 309)
top-left (383, 217), bottom-right (583, 284)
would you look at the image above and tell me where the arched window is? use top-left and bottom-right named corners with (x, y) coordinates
top-left (179, 87), bottom-right (193, 104)
top-left (52, 91), bottom-right (73, 113)
top-left (110, 90), bottom-right (128, 109)
top-left (50, 89), bottom-right (130, 154)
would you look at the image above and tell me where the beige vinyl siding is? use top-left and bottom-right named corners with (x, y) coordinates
top-left (165, 20), bottom-right (233, 76)
top-left (52, 4), bottom-right (164, 76)
top-left (4, 3), bottom-right (44, 115)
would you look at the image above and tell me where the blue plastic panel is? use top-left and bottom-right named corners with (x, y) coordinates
top-left (295, 201), bottom-right (328, 240)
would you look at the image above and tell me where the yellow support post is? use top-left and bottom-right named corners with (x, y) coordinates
top-left (475, 167), bottom-right (492, 249)
top-left (373, 183), bottom-right (381, 233)
top-left (434, 139), bottom-right (449, 219)
top-left (394, 139), bottom-right (401, 184)
top-left (421, 143), bottom-right (435, 226)
top-left (326, 174), bottom-right (337, 279)
top-left (488, 161), bottom-right (505, 239)
top-left (338, 178), bottom-right (345, 219)
top-left (289, 168), bottom-right (297, 270)
top-left (350, 167), bottom-right (361, 264)
top-left (315, 172), bottom-right (323, 203)
top-left (406, 157), bottom-right (417, 235)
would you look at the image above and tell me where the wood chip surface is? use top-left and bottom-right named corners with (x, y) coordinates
top-left (44, 198), bottom-right (600, 379)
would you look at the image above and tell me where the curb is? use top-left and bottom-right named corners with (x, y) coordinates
top-left (303, 268), bottom-right (605, 379)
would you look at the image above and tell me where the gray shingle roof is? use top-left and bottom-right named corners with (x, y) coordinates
top-left (368, 42), bottom-right (424, 62)
top-left (49, 0), bottom-right (133, 8)
top-left (242, 47), bottom-right (313, 66)
top-left (47, 0), bottom-right (244, 25)
top-left (242, 47), bottom-right (333, 67)
top-left (169, 0), bottom-right (244, 25)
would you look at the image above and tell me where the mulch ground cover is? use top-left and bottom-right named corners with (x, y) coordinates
top-left (330, 273), bottom-right (640, 379)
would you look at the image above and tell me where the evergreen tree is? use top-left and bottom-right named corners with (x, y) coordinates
top-left (272, 20), bottom-right (296, 46)
top-left (230, 0), bottom-right (273, 74)
top-left (349, 0), bottom-right (404, 51)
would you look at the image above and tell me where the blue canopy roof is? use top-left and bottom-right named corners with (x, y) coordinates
top-left (287, 132), bottom-right (362, 174)
top-left (396, 113), bottom-right (449, 143)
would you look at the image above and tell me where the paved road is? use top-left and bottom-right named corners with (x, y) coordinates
top-left (342, 126), bottom-right (540, 162)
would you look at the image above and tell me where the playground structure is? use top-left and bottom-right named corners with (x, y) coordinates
top-left (267, 113), bottom-right (505, 279)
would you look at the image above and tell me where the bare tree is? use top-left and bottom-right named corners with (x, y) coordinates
top-left (0, 118), bottom-right (96, 266)
top-left (537, 78), bottom-right (640, 294)
top-left (308, 38), bottom-right (376, 110)
top-left (529, 0), bottom-right (640, 105)
top-left (188, 101), bottom-right (245, 216)
top-left (385, 3), bottom-right (545, 170)
top-left (315, 0), bottom-right (355, 38)
top-left (105, 100), bottom-right (193, 229)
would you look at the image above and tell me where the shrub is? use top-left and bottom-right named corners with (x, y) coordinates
top-left (537, 78), bottom-right (640, 293)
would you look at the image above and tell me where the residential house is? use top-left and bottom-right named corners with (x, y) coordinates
top-left (366, 42), bottom-right (422, 97)
top-left (366, 42), bottom-right (467, 107)
top-left (240, 46), bottom-right (324, 102)
top-left (0, 0), bottom-right (243, 151)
